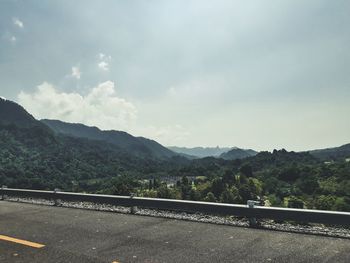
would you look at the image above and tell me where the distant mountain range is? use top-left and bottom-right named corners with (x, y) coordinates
top-left (168, 146), bottom-right (233, 158)
top-left (168, 146), bottom-right (259, 160)
top-left (1, 97), bottom-right (349, 162)
top-left (309, 144), bottom-right (350, 161)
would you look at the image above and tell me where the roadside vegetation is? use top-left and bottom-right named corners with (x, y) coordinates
top-left (1, 123), bottom-right (349, 212)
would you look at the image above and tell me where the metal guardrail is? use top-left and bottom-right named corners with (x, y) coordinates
top-left (1, 187), bottom-right (350, 226)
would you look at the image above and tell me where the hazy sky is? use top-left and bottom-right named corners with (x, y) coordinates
top-left (1, 0), bottom-right (349, 151)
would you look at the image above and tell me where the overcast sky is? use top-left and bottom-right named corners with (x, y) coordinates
top-left (1, 0), bottom-right (349, 151)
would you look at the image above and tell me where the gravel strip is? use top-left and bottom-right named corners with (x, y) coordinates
top-left (3, 197), bottom-right (350, 239)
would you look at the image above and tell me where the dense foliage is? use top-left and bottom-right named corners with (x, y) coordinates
top-left (129, 151), bottom-right (350, 212)
top-left (0, 123), bottom-right (186, 191)
top-left (42, 119), bottom-right (176, 159)
top-left (1, 121), bottom-right (349, 212)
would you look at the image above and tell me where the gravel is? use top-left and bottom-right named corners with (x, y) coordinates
top-left (3, 196), bottom-right (350, 239)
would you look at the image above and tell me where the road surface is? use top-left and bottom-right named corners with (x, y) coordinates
top-left (0, 201), bottom-right (349, 262)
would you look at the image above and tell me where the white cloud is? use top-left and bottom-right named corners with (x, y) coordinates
top-left (97, 53), bottom-right (112, 71)
top-left (99, 53), bottom-right (112, 60)
top-left (98, 61), bottom-right (109, 71)
top-left (136, 124), bottom-right (190, 146)
top-left (13, 18), bottom-right (24, 28)
top-left (2, 32), bottom-right (17, 43)
top-left (71, 66), bottom-right (81, 79)
top-left (98, 53), bottom-right (105, 60)
top-left (16, 80), bottom-right (190, 145)
top-left (165, 76), bottom-right (231, 104)
top-left (18, 81), bottom-right (137, 131)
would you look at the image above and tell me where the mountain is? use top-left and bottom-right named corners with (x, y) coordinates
top-left (0, 97), bottom-right (39, 127)
top-left (246, 149), bottom-right (318, 170)
top-left (0, 118), bottom-right (168, 190)
top-left (1, 98), bottom-right (349, 212)
top-left (219, 148), bottom-right (258, 160)
top-left (41, 119), bottom-right (176, 159)
top-left (168, 146), bottom-right (233, 158)
top-left (0, 98), bottom-right (184, 190)
top-left (309, 143), bottom-right (350, 161)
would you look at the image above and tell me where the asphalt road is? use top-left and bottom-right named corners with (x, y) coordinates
top-left (0, 201), bottom-right (349, 263)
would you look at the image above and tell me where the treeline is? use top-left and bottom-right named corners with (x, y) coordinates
top-left (98, 151), bottom-right (350, 212)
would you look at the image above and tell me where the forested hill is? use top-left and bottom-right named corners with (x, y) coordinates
top-left (0, 120), bottom-right (186, 190)
top-left (309, 144), bottom-right (350, 161)
top-left (219, 148), bottom-right (257, 160)
top-left (0, 98), bottom-right (185, 189)
top-left (0, 97), bottom-right (38, 127)
top-left (42, 119), bottom-right (176, 160)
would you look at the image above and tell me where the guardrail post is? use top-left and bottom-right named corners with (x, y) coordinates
top-left (130, 193), bottom-right (137, 214)
top-left (54, 188), bottom-right (61, 206)
top-left (247, 200), bottom-right (260, 227)
top-left (1, 185), bottom-right (7, 200)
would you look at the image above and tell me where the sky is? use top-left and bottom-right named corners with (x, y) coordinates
top-left (0, 0), bottom-right (349, 151)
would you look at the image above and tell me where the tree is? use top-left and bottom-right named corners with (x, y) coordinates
top-left (239, 184), bottom-right (254, 203)
top-left (222, 170), bottom-right (236, 186)
top-left (157, 184), bottom-right (172, 199)
top-left (248, 178), bottom-right (262, 197)
top-left (148, 179), bottom-right (153, 190)
top-left (238, 174), bottom-right (248, 185)
top-left (298, 175), bottom-right (319, 194)
top-left (240, 164), bottom-right (253, 177)
top-left (314, 195), bottom-right (336, 210)
top-left (180, 176), bottom-right (192, 200)
top-left (278, 166), bottom-right (300, 182)
top-left (110, 176), bottom-right (139, 196)
top-left (204, 192), bottom-right (216, 202)
top-left (211, 178), bottom-right (225, 198)
top-left (220, 186), bottom-right (240, 203)
top-left (181, 176), bottom-right (189, 185)
top-left (190, 188), bottom-right (201, 201)
top-left (333, 197), bottom-right (350, 212)
top-left (287, 196), bottom-right (304, 209)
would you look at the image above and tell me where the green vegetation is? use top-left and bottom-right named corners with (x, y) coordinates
top-left (1, 98), bottom-right (350, 212)
top-left (42, 119), bottom-right (176, 159)
top-left (133, 151), bottom-right (350, 212)
top-left (0, 122), bottom-right (185, 191)
top-left (1, 122), bottom-right (349, 212)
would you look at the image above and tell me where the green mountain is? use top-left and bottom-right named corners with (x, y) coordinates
top-left (0, 98), bottom-right (183, 191)
top-left (219, 148), bottom-right (257, 160)
top-left (0, 97), bottom-right (39, 127)
top-left (309, 143), bottom-right (350, 161)
top-left (41, 119), bottom-right (176, 160)
top-left (168, 146), bottom-right (233, 158)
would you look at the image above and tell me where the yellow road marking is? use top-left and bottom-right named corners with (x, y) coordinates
top-left (0, 235), bottom-right (45, 248)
